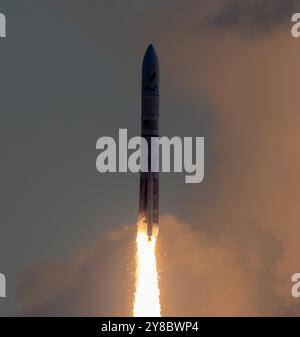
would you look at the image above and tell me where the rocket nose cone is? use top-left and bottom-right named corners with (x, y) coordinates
top-left (143, 43), bottom-right (159, 69)
top-left (146, 43), bottom-right (155, 55)
top-left (142, 44), bottom-right (159, 95)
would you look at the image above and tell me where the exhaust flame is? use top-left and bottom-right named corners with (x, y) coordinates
top-left (133, 221), bottom-right (161, 317)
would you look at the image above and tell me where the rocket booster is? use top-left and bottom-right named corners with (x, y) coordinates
top-left (139, 44), bottom-right (159, 241)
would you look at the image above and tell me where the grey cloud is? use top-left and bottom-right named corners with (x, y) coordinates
top-left (2, 0), bottom-right (300, 316)
top-left (210, 0), bottom-right (300, 34)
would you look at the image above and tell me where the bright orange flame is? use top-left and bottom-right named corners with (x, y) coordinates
top-left (133, 221), bottom-right (161, 317)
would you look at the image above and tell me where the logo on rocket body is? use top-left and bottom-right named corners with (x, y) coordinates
top-left (140, 44), bottom-right (160, 240)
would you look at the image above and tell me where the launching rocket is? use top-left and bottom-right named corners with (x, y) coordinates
top-left (139, 44), bottom-right (159, 241)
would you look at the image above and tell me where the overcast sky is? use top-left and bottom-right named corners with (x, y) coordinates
top-left (1, 0), bottom-right (300, 316)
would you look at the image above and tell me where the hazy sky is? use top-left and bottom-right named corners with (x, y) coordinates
top-left (1, 0), bottom-right (300, 316)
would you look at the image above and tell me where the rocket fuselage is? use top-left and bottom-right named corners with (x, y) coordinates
top-left (139, 44), bottom-right (159, 240)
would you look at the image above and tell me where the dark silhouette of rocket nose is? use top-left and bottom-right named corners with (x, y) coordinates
top-left (142, 44), bottom-right (159, 70)
top-left (142, 44), bottom-right (159, 96)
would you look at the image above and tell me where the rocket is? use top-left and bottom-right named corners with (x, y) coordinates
top-left (139, 44), bottom-right (159, 241)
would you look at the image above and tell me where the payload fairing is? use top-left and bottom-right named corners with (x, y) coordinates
top-left (138, 44), bottom-right (159, 241)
